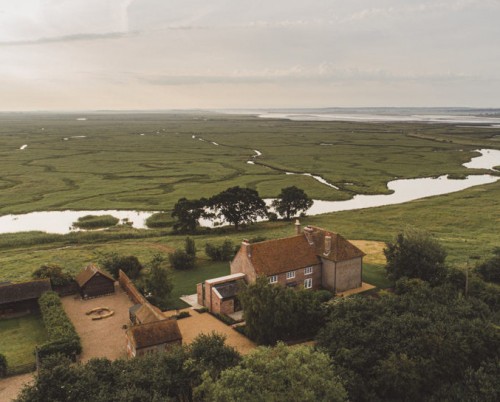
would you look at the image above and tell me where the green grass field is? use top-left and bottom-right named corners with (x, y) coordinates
top-left (0, 112), bottom-right (499, 299)
top-left (0, 314), bottom-right (48, 367)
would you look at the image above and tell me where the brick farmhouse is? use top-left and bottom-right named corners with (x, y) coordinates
top-left (197, 223), bottom-right (365, 314)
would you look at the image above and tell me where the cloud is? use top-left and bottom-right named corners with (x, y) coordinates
top-left (0, 31), bottom-right (141, 46)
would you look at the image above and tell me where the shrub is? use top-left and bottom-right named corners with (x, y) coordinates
top-left (205, 240), bottom-right (235, 261)
top-left (38, 292), bottom-right (81, 359)
top-left (476, 248), bottom-right (500, 284)
top-left (185, 237), bottom-right (196, 257)
top-left (0, 353), bottom-right (7, 378)
top-left (72, 215), bottom-right (119, 230)
top-left (169, 249), bottom-right (195, 270)
top-left (173, 311), bottom-right (191, 320)
top-left (32, 264), bottom-right (74, 287)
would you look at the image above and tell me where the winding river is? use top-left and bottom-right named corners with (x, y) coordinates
top-left (0, 149), bottom-right (498, 234)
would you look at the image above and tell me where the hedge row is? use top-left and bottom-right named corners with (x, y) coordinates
top-left (38, 291), bottom-right (81, 359)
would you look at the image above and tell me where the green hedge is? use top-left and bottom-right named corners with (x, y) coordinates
top-left (38, 292), bottom-right (81, 359)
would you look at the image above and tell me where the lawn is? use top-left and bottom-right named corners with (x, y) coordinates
top-left (362, 264), bottom-right (393, 289)
top-left (0, 314), bottom-right (48, 368)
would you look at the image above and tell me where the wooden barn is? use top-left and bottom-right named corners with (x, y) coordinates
top-left (76, 264), bottom-right (115, 299)
top-left (0, 279), bottom-right (51, 317)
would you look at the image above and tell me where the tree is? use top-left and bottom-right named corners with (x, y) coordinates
top-left (144, 254), bottom-right (173, 308)
top-left (171, 197), bottom-right (208, 234)
top-left (187, 332), bottom-right (241, 380)
top-left (196, 343), bottom-right (347, 402)
top-left (239, 277), bottom-right (329, 345)
top-left (32, 264), bottom-right (73, 287)
top-left (100, 253), bottom-right (143, 279)
top-left (476, 247), bottom-right (500, 284)
top-left (209, 186), bottom-right (267, 230)
top-left (272, 186), bottom-right (313, 220)
top-left (384, 227), bottom-right (447, 284)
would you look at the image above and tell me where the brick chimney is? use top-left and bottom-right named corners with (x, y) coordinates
top-left (242, 239), bottom-right (251, 258)
top-left (295, 219), bottom-right (301, 235)
top-left (324, 234), bottom-right (332, 255)
top-left (303, 226), bottom-right (314, 245)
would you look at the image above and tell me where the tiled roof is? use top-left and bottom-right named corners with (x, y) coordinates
top-left (0, 279), bottom-right (52, 305)
top-left (128, 319), bottom-right (182, 349)
top-left (214, 280), bottom-right (244, 299)
top-left (249, 235), bottom-right (320, 276)
top-left (134, 303), bottom-right (164, 324)
top-left (75, 264), bottom-right (115, 287)
top-left (245, 226), bottom-right (365, 276)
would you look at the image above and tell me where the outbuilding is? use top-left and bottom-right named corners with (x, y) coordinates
top-left (76, 264), bottom-right (115, 299)
top-left (126, 319), bottom-right (182, 357)
top-left (0, 279), bottom-right (52, 317)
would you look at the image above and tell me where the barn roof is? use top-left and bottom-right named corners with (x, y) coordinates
top-left (134, 303), bottom-right (164, 324)
top-left (128, 319), bottom-right (182, 349)
top-left (75, 264), bottom-right (115, 287)
top-left (242, 226), bottom-right (365, 276)
top-left (0, 279), bottom-right (52, 305)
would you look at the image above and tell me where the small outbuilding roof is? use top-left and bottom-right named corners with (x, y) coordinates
top-left (0, 279), bottom-right (52, 305)
top-left (75, 264), bottom-right (115, 287)
top-left (133, 303), bottom-right (164, 324)
top-left (213, 280), bottom-right (244, 299)
top-left (127, 319), bottom-right (182, 349)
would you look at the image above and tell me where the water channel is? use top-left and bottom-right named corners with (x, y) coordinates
top-left (0, 149), bottom-right (498, 234)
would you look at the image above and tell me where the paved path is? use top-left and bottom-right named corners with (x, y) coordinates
top-left (164, 309), bottom-right (256, 355)
top-left (0, 373), bottom-right (33, 401)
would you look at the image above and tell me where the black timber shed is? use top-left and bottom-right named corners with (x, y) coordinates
top-left (76, 264), bottom-right (115, 299)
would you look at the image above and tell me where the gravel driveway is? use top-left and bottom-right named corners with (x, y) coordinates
top-left (61, 285), bottom-right (134, 362)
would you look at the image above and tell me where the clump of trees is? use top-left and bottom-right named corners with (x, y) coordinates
top-left (169, 237), bottom-right (196, 270)
top-left (100, 253), bottom-right (143, 279)
top-left (316, 279), bottom-right (500, 401)
top-left (171, 185), bottom-right (313, 233)
top-left (239, 277), bottom-right (332, 345)
top-left (16, 333), bottom-right (240, 402)
top-left (272, 186), bottom-right (313, 220)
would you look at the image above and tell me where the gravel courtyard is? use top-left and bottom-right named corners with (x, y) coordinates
top-left (61, 285), bottom-right (134, 362)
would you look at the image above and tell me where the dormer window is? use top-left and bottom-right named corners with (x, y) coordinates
top-left (286, 271), bottom-right (296, 280)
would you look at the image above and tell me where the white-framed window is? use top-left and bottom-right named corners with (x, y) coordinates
top-left (269, 275), bottom-right (278, 284)
top-left (304, 278), bottom-right (313, 289)
top-left (304, 266), bottom-right (313, 275)
top-left (286, 271), bottom-right (296, 280)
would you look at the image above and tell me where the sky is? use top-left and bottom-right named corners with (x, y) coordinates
top-left (0, 0), bottom-right (499, 110)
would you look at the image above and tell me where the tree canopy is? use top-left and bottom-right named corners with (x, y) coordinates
top-left (316, 279), bottom-right (500, 401)
top-left (272, 186), bottom-right (313, 220)
top-left (384, 227), bottom-right (447, 284)
top-left (171, 197), bottom-right (208, 234)
top-left (239, 276), bottom-right (331, 345)
top-left (208, 186), bottom-right (267, 230)
top-left (143, 253), bottom-right (173, 309)
top-left (197, 343), bottom-right (347, 402)
top-left (100, 253), bottom-right (143, 279)
top-left (476, 247), bottom-right (500, 284)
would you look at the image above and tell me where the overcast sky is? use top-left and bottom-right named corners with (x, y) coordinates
top-left (0, 0), bottom-right (499, 110)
